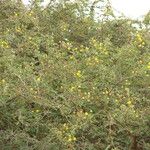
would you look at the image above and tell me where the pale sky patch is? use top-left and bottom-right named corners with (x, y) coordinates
top-left (22, 0), bottom-right (150, 19)
top-left (110, 0), bottom-right (150, 19)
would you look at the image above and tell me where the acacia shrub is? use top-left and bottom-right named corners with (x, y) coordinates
top-left (0, 0), bottom-right (150, 150)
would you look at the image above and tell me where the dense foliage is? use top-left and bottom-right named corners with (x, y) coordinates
top-left (0, 0), bottom-right (150, 150)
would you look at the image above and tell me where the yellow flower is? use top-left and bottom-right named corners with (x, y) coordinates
top-left (89, 110), bottom-right (93, 113)
top-left (63, 123), bottom-right (67, 126)
top-left (36, 77), bottom-right (41, 82)
top-left (68, 137), bottom-right (72, 142)
top-left (85, 112), bottom-right (88, 116)
top-left (74, 48), bottom-right (78, 51)
top-left (94, 57), bottom-right (99, 63)
top-left (14, 12), bottom-right (18, 16)
top-left (28, 11), bottom-right (33, 16)
top-left (127, 101), bottom-right (132, 106)
top-left (76, 70), bottom-right (82, 78)
top-left (139, 60), bottom-right (143, 64)
top-left (1, 79), bottom-right (5, 83)
top-left (115, 99), bottom-right (119, 103)
top-left (136, 33), bottom-right (140, 37)
top-left (16, 28), bottom-right (21, 33)
top-left (69, 56), bottom-right (74, 60)
top-left (70, 86), bottom-right (75, 92)
top-left (147, 62), bottom-right (150, 70)
top-left (138, 37), bottom-right (143, 42)
top-left (146, 74), bottom-right (149, 77)
top-left (72, 137), bottom-right (76, 141)
top-left (30, 88), bottom-right (33, 91)
top-left (147, 66), bottom-right (150, 70)
top-left (138, 44), bottom-right (142, 48)
top-left (82, 96), bottom-right (85, 100)
top-left (1, 41), bottom-right (9, 48)
top-left (105, 90), bottom-right (109, 94)
top-left (135, 114), bottom-right (139, 118)
top-left (104, 51), bottom-right (108, 55)
top-left (136, 33), bottom-right (142, 40)
top-left (65, 126), bottom-right (69, 130)
top-left (36, 109), bottom-right (40, 113)
top-left (85, 47), bottom-right (89, 51)
top-left (63, 123), bottom-right (69, 130)
top-left (28, 37), bottom-right (32, 40)
top-left (67, 135), bottom-right (76, 142)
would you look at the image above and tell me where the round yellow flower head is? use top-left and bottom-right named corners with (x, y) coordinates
top-left (85, 112), bottom-right (88, 116)
top-left (70, 56), bottom-right (74, 60)
top-left (30, 88), bottom-right (33, 91)
top-left (2, 79), bottom-right (5, 83)
top-left (68, 137), bottom-right (72, 142)
top-left (36, 110), bottom-right (40, 113)
top-left (147, 62), bottom-right (150, 70)
top-left (94, 57), bottom-right (99, 63)
top-left (14, 12), bottom-right (18, 16)
top-left (72, 137), bottom-right (76, 141)
top-left (70, 86), bottom-right (75, 92)
top-left (37, 77), bottom-right (41, 82)
top-left (127, 101), bottom-right (132, 106)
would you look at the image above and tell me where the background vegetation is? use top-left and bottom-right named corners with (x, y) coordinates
top-left (0, 0), bottom-right (150, 149)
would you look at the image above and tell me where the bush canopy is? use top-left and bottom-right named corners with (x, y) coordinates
top-left (0, 0), bottom-right (150, 150)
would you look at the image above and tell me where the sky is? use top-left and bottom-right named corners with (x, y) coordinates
top-left (23, 0), bottom-right (150, 19)
top-left (110, 0), bottom-right (150, 19)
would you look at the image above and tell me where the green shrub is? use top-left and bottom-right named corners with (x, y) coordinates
top-left (0, 0), bottom-right (150, 150)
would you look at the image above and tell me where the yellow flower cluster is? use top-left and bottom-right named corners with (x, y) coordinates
top-left (0, 41), bottom-right (9, 48)
top-left (76, 109), bottom-right (91, 119)
top-left (63, 123), bottom-right (69, 131)
top-left (90, 38), bottom-right (108, 55)
top-left (86, 56), bottom-right (100, 66)
top-left (31, 109), bottom-right (40, 113)
top-left (64, 42), bottom-right (72, 50)
top-left (60, 22), bottom-right (68, 31)
top-left (75, 70), bottom-right (82, 78)
top-left (70, 86), bottom-right (76, 92)
top-left (90, 38), bottom-right (99, 47)
top-left (82, 92), bottom-right (91, 102)
top-left (30, 88), bottom-right (39, 98)
top-left (125, 80), bottom-right (131, 86)
top-left (132, 110), bottom-right (139, 118)
top-left (126, 98), bottom-right (134, 107)
top-left (1, 79), bottom-right (6, 84)
top-left (67, 135), bottom-right (76, 142)
top-left (127, 100), bottom-right (132, 106)
top-left (16, 27), bottom-right (22, 33)
top-left (69, 55), bottom-right (75, 60)
top-left (102, 89), bottom-right (112, 96)
top-left (78, 45), bottom-right (86, 52)
top-left (28, 11), bottom-right (33, 16)
top-left (70, 84), bottom-right (82, 92)
top-left (147, 62), bottom-right (150, 70)
top-left (135, 33), bottom-right (145, 48)
top-left (61, 124), bottom-right (77, 142)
